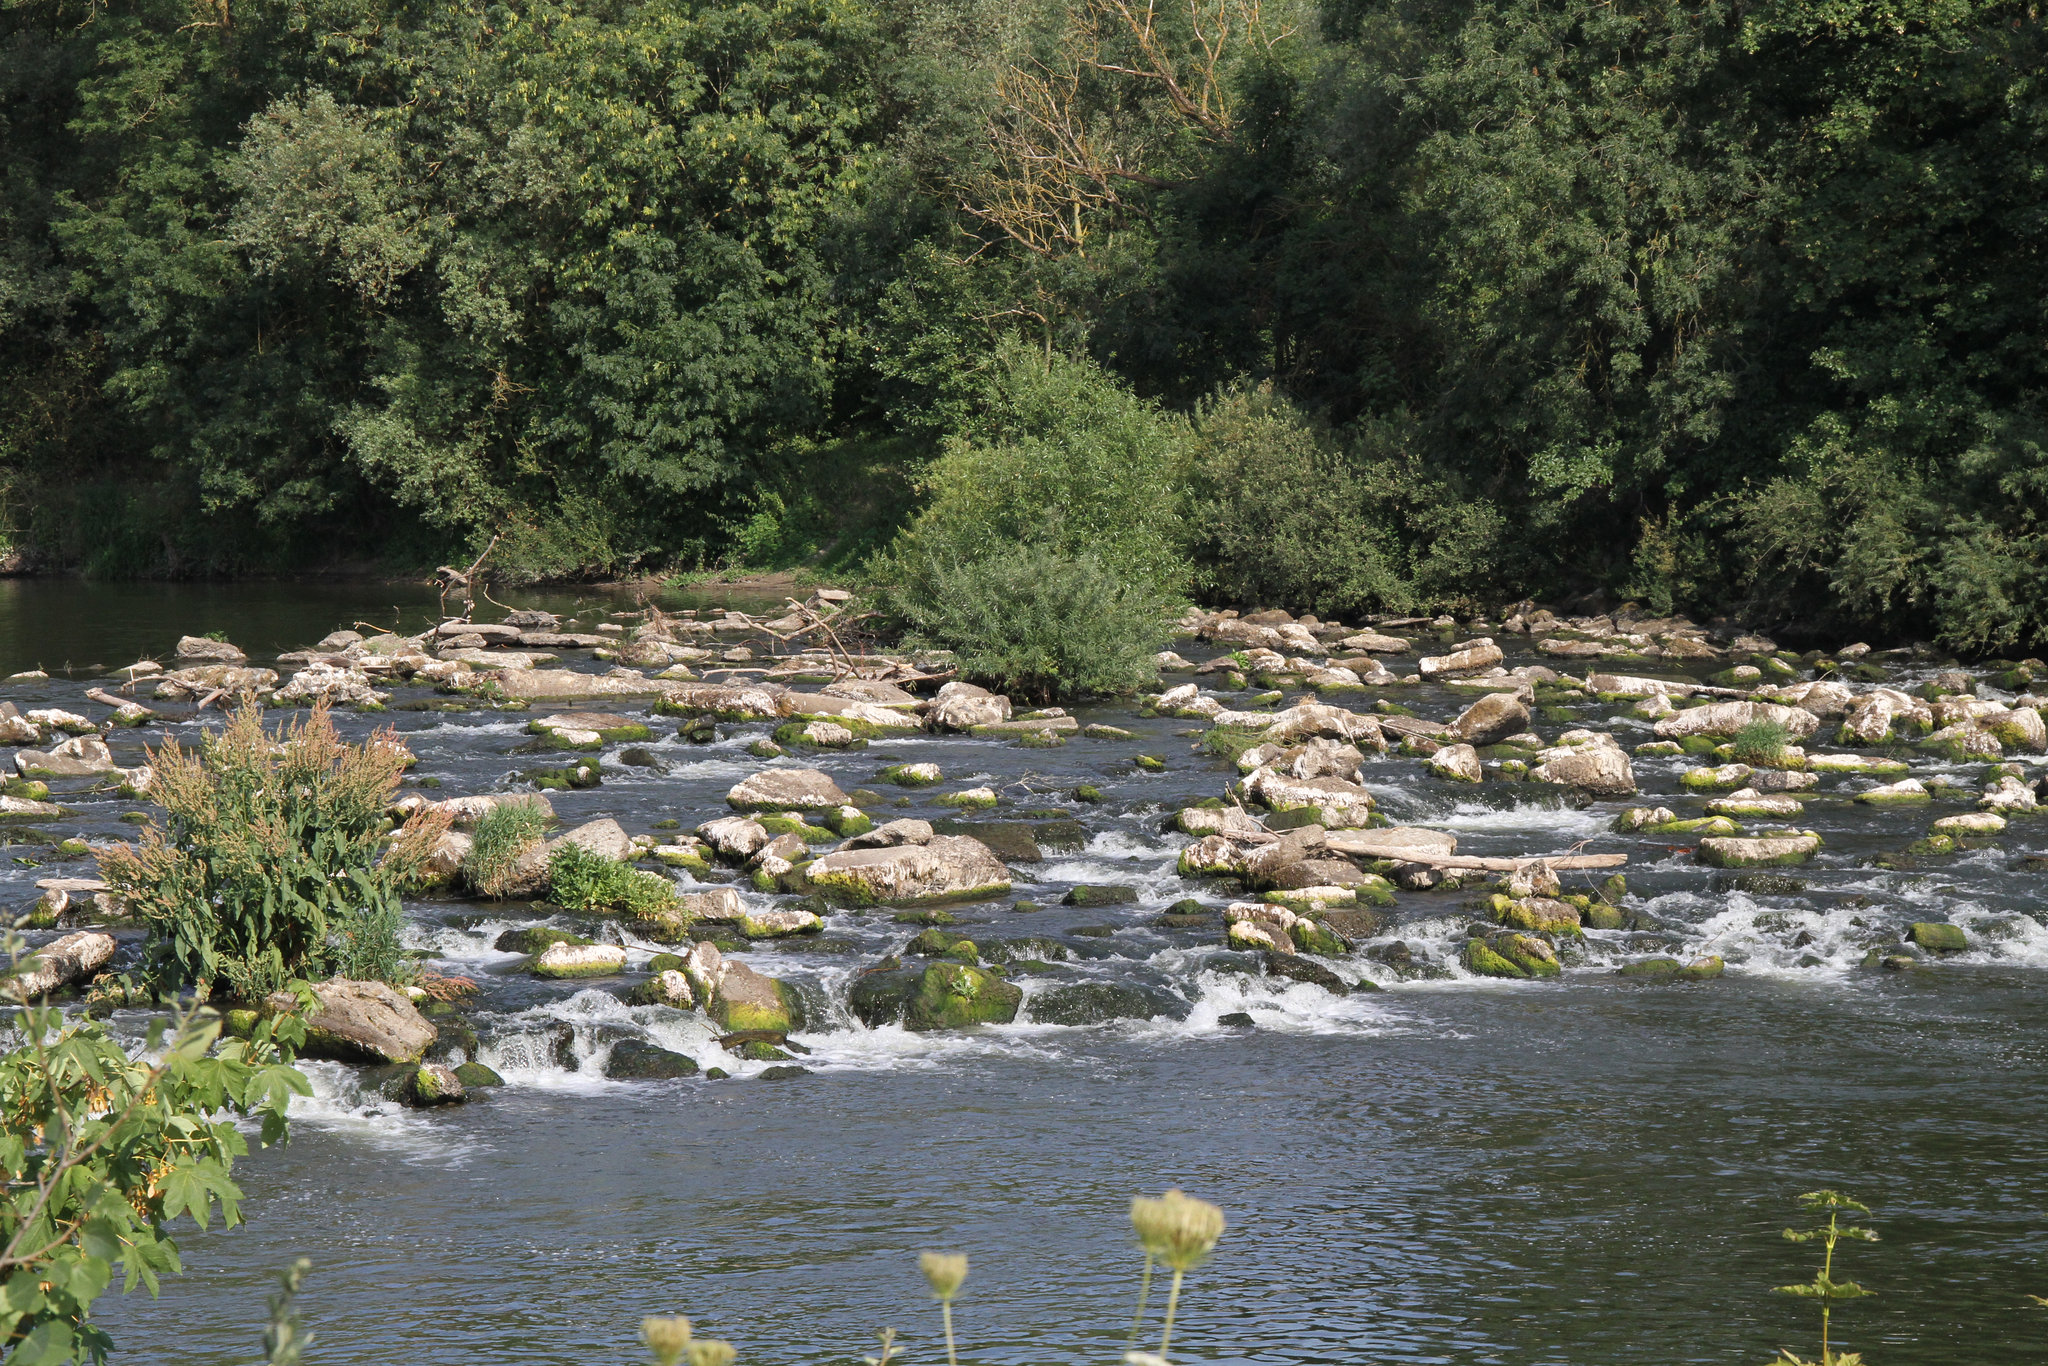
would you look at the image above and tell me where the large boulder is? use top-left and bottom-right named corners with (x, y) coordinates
top-left (930, 683), bottom-right (1012, 731)
top-left (273, 979), bottom-right (437, 1064)
top-left (1241, 768), bottom-right (1376, 828)
top-left (13, 932), bottom-right (116, 996)
top-left (1531, 735), bottom-right (1635, 795)
top-left (1425, 744), bottom-right (1483, 783)
top-left (1654, 700), bottom-right (1821, 742)
top-left (726, 768), bottom-right (852, 812)
top-left (175, 635), bottom-right (246, 662)
top-left (604, 1040), bottom-right (701, 1079)
top-left (657, 682), bottom-right (784, 721)
top-left (803, 836), bottom-right (1011, 905)
top-left (530, 943), bottom-right (628, 978)
top-left (485, 669), bottom-right (666, 701)
top-left (1256, 703), bottom-right (1384, 749)
top-left (1695, 833), bottom-right (1822, 868)
top-left (1449, 692), bottom-right (1531, 746)
top-left (16, 735), bottom-right (117, 777)
top-left (1024, 982), bottom-right (1189, 1026)
top-left (1418, 639), bottom-right (1503, 679)
top-left (550, 818), bottom-right (634, 862)
top-left (861, 960), bottom-right (1023, 1031)
top-left (708, 959), bottom-right (796, 1032)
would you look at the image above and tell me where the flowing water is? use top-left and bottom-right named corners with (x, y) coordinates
top-left (2, 580), bottom-right (2043, 1365)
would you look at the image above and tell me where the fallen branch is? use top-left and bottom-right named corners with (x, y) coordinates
top-left (86, 688), bottom-right (154, 716)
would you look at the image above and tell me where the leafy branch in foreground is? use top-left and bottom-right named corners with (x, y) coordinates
top-left (0, 932), bottom-right (310, 1365)
top-left (1769, 1190), bottom-right (1879, 1366)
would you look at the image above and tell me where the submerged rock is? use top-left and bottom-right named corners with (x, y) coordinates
top-left (1024, 982), bottom-right (1188, 1026)
top-left (605, 1040), bottom-right (701, 1079)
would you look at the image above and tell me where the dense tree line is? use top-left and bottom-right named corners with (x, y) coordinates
top-left (1, 0), bottom-right (2042, 648)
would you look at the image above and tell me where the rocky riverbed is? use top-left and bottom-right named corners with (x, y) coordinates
top-left (5, 595), bottom-right (2045, 1107)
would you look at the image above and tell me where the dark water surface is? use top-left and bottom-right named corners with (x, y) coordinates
top-left (0, 578), bottom-right (2039, 1366)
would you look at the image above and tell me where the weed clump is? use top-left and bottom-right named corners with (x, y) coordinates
top-left (1729, 719), bottom-right (1793, 766)
top-left (463, 801), bottom-right (553, 898)
top-left (549, 843), bottom-right (676, 916)
top-left (98, 701), bottom-right (436, 999)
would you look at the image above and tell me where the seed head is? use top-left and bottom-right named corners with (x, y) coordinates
top-left (1129, 1189), bottom-right (1226, 1271)
top-left (919, 1251), bottom-right (970, 1302)
top-left (642, 1316), bottom-right (693, 1366)
top-left (686, 1341), bottom-right (736, 1366)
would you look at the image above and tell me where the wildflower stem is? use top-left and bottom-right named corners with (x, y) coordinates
top-left (941, 1298), bottom-right (957, 1366)
top-left (1157, 1267), bottom-right (1186, 1359)
top-left (1130, 1253), bottom-right (1155, 1340)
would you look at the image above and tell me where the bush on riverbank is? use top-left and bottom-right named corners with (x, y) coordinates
top-left (99, 703), bottom-right (441, 999)
top-left (888, 542), bottom-right (1174, 702)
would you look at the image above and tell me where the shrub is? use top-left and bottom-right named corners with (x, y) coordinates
top-left (463, 801), bottom-right (553, 898)
top-left (878, 340), bottom-right (1191, 595)
top-left (99, 702), bottom-right (433, 1000)
top-left (0, 937), bottom-right (310, 1362)
top-left (1180, 386), bottom-right (1408, 617)
top-left (888, 543), bottom-right (1174, 702)
top-left (549, 844), bottom-right (677, 916)
top-left (1729, 719), bottom-right (1792, 765)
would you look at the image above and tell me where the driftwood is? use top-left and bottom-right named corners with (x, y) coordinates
top-left (86, 687), bottom-right (155, 715)
top-left (1323, 833), bottom-right (1627, 872)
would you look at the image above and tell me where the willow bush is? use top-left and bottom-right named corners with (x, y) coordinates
top-left (99, 702), bottom-right (445, 1000)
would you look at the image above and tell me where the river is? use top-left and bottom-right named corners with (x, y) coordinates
top-left (1, 578), bottom-right (2040, 1366)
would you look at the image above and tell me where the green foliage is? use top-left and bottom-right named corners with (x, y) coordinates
top-left (97, 704), bottom-right (428, 998)
top-left (1729, 720), bottom-right (1794, 766)
top-left (463, 802), bottom-right (553, 900)
top-left (888, 542), bottom-right (1173, 702)
top-left (1770, 1190), bottom-right (1879, 1366)
top-left (879, 339), bottom-right (1191, 596)
top-left (548, 844), bottom-right (677, 916)
top-left (1180, 385), bottom-right (1407, 616)
top-left (0, 945), bottom-right (310, 1364)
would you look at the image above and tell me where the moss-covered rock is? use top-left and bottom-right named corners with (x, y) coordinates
top-left (1909, 921), bottom-right (1969, 953)
top-left (897, 961), bottom-right (1022, 1030)
top-left (1463, 938), bottom-right (1528, 979)
top-left (1024, 982), bottom-right (1188, 1025)
top-left (1695, 832), bottom-right (1822, 867)
top-left (1062, 884), bottom-right (1137, 907)
top-left (453, 1061), bottom-right (505, 1088)
top-left (492, 926), bottom-right (592, 954)
top-left (604, 1039), bottom-right (701, 1079)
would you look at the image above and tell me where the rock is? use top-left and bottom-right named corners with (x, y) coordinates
top-left (1909, 922), bottom-right (1968, 953)
top-left (12, 931), bottom-right (116, 995)
top-left (1425, 744), bottom-right (1483, 783)
top-left (152, 664), bottom-right (278, 700)
top-left (1855, 778), bottom-right (1929, 806)
top-left (1449, 692), bottom-right (1531, 746)
top-left (408, 1063), bottom-right (467, 1106)
top-left (1062, 885), bottom-right (1137, 907)
top-left (1983, 706), bottom-right (2047, 753)
top-left (1981, 776), bottom-right (2038, 812)
top-left (734, 907), bottom-right (824, 939)
top-left (709, 959), bottom-right (795, 1032)
top-left (1262, 951), bottom-right (1350, 993)
top-left (0, 795), bottom-right (63, 818)
top-left (530, 943), bottom-right (628, 978)
top-left (1839, 689), bottom-right (1932, 745)
top-left (1025, 982), bottom-right (1189, 1025)
top-left (1241, 768), bottom-right (1376, 828)
top-left (453, 1061), bottom-right (505, 1088)
top-left (273, 978), bottom-right (437, 1064)
top-left (175, 635), bottom-right (246, 662)
top-left (16, 735), bottom-right (117, 777)
top-left (930, 683), bottom-right (1013, 731)
top-left (840, 818), bottom-right (936, 850)
top-left (550, 818), bottom-right (634, 862)
top-left (604, 1040), bottom-right (701, 1079)
top-left (1418, 639), bottom-right (1504, 678)
top-left (275, 663), bottom-right (388, 708)
top-left (698, 816), bottom-right (773, 860)
top-left (657, 682), bottom-right (785, 721)
top-left (1492, 896), bottom-right (1582, 935)
top-left (1175, 806), bottom-right (1267, 839)
top-left (493, 926), bottom-right (591, 954)
top-left (1654, 700), bottom-right (1821, 742)
top-left (1681, 763), bottom-right (1755, 791)
top-left (803, 836), bottom-right (1012, 905)
top-left (1531, 741), bottom-right (1635, 795)
top-left (1931, 811), bottom-right (2004, 836)
top-left (1695, 833), bottom-right (1822, 868)
top-left (1339, 632), bottom-right (1410, 654)
top-left (1705, 789), bottom-right (1805, 819)
top-left (880, 763), bottom-right (943, 787)
top-left (726, 768), bottom-right (852, 812)
top-left (1255, 702), bottom-right (1385, 748)
top-left (486, 669), bottom-right (666, 701)
top-left (1463, 934), bottom-right (1558, 979)
top-left (629, 969), bottom-right (697, 1007)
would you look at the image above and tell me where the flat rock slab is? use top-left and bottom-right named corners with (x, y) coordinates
top-left (727, 768), bottom-right (852, 811)
top-left (486, 670), bottom-right (666, 701)
top-left (804, 836), bottom-right (1012, 906)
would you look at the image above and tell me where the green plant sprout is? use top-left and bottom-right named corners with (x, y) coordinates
top-left (1770, 1190), bottom-right (1878, 1366)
